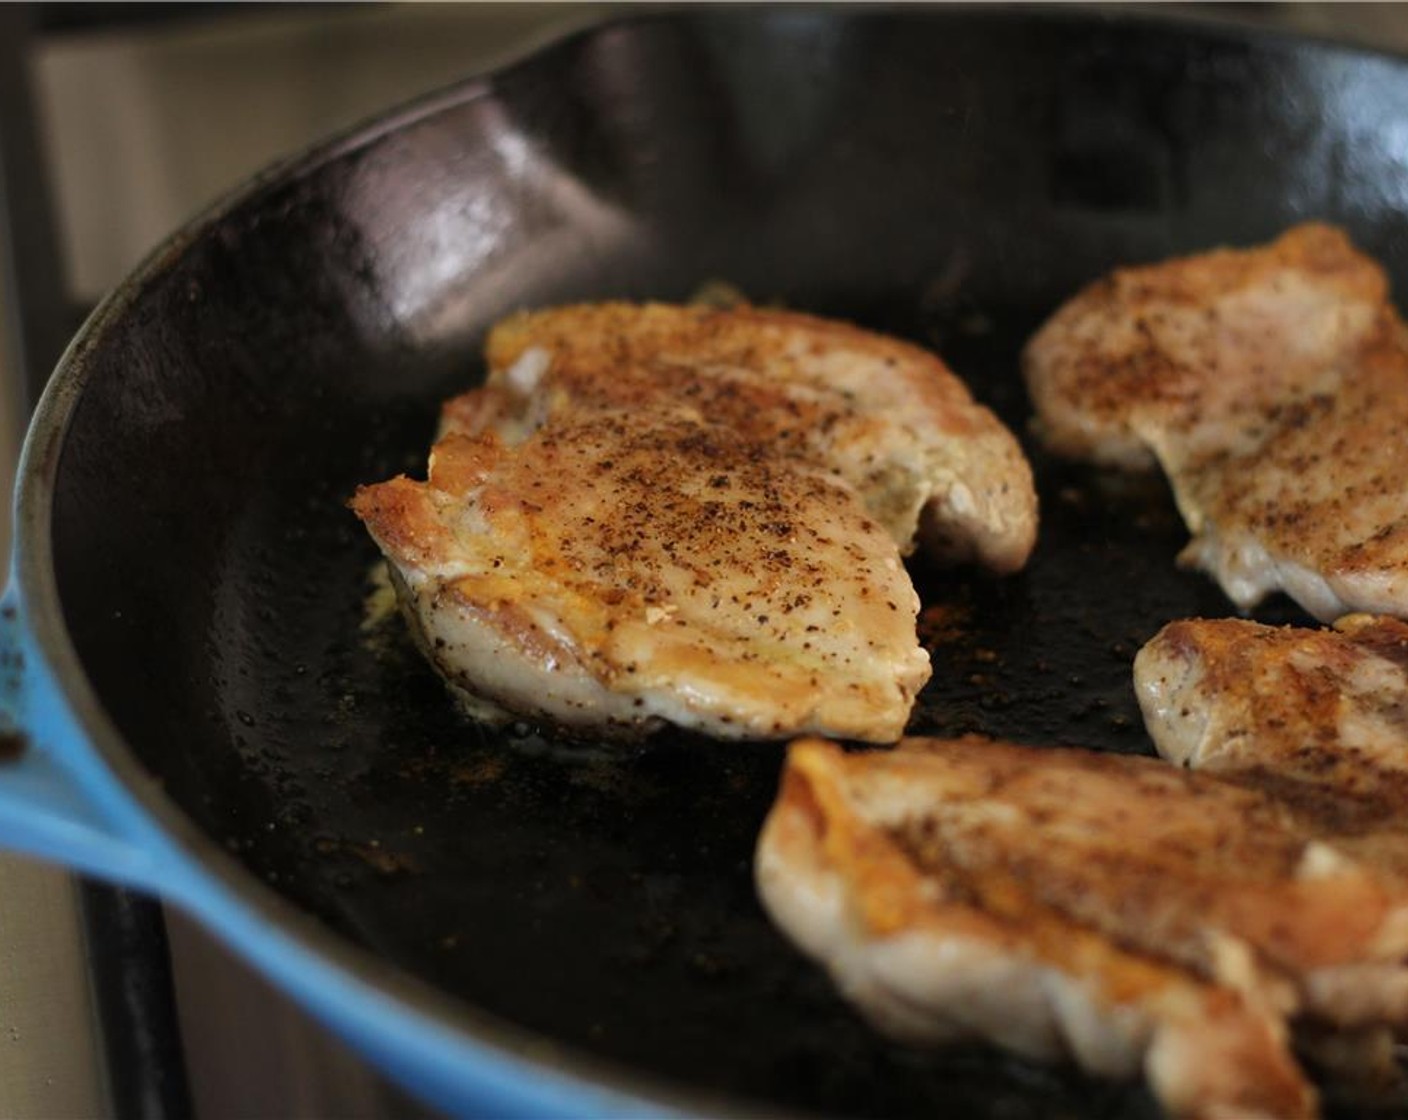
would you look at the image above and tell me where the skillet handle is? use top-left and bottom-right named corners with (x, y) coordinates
top-left (0, 586), bottom-right (166, 889)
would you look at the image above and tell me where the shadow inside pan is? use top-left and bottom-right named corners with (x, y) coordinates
top-left (46, 9), bottom-right (1408, 1118)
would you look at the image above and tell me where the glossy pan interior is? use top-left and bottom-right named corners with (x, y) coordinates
top-left (38, 8), bottom-right (1408, 1117)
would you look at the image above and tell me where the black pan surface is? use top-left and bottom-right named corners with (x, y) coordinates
top-left (42, 8), bottom-right (1408, 1117)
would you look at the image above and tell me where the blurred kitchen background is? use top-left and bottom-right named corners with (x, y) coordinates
top-left (1, 3), bottom-right (1407, 1117)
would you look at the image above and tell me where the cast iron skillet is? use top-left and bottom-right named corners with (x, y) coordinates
top-left (8, 6), bottom-right (1408, 1117)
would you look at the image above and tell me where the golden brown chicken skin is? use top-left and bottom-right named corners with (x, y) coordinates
top-left (756, 737), bottom-right (1317, 1120)
top-left (1024, 224), bottom-right (1408, 621)
top-left (352, 303), bottom-right (1037, 741)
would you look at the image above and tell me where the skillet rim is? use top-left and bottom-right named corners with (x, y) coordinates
top-left (13, 4), bottom-right (1408, 1115)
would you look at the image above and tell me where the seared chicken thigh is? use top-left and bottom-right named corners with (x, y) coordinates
top-left (767, 734), bottom-right (1408, 1006)
top-left (756, 738), bottom-right (1317, 1119)
top-left (353, 304), bottom-right (1036, 741)
top-left (1136, 615), bottom-right (1408, 804)
top-left (1024, 224), bottom-right (1408, 620)
top-left (1137, 615), bottom-right (1408, 1028)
